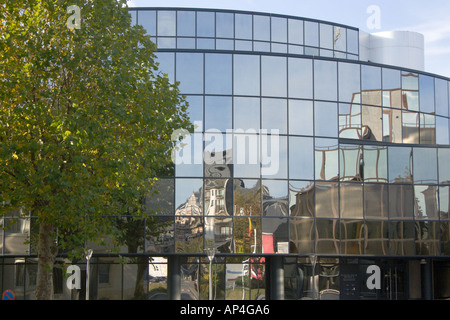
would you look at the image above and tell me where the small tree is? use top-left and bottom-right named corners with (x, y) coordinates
top-left (0, 0), bottom-right (192, 299)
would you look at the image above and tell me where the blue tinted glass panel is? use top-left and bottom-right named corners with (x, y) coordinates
top-left (271, 17), bottom-right (287, 43)
top-left (234, 54), bottom-right (260, 96)
top-left (205, 53), bottom-right (232, 94)
top-left (235, 14), bottom-right (252, 39)
top-left (205, 96), bottom-right (232, 132)
top-left (139, 10), bottom-right (156, 36)
top-left (289, 137), bottom-right (314, 180)
top-left (157, 11), bottom-right (176, 36)
top-left (262, 56), bottom-right (287, 97)
top-left (435, 78), bottom-right (449, 117)
top-left (314, 60), bottom-right (337, 101)
top-left (216, 12), bottom-right (234, 38)
top-left (254, 15), bottom-right (270, 41)
top-left (176, 53), bottom-right (203, 94)
top-left (288, 19), bottom-right (303, 45)
top-left (288, 58), bottom-right (313, 99)
top-left (419, 75), bottom-right (435, 114)
top-left (197, 11), bottom-right (215, 37)
top-left (177, 11), bottom-right (195, 36)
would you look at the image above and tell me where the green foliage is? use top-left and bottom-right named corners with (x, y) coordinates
top-left (0, 0), bottom-right (192, 260)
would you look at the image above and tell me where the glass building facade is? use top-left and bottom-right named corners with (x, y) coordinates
top-left (1, 8), bottom-right (449, 300)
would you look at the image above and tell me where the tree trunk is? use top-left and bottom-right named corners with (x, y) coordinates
top-left (35, 222), bottom-right (57, 300)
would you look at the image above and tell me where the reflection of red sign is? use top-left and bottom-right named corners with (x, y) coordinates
top-left (2, 290), bottom-right (15, 300)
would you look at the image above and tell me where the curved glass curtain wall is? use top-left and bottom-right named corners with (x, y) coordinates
top-left (129, 8), bottom-right (359, 59)
top-left (2, 9), bottom-right (449, 259)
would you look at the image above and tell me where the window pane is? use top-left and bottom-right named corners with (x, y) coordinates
top-left (234, 179), bottom-right (261, 216)
top-left (402, 110), bottom-right (420, 144)
top-left (177, 11), bottom-right (195, 36)
top-left (389, 221), bottom-right (415, 255)
top-left (204, 132), bottom-right (233, 178)
top-left (315, 102), bottom-right (338, 137)
top-left (234, 97), bottom-right (260, 132)
top-left (175, 179), bottom-right (203, 215)
top-left (155, 52), bottom-right (175, 83)
top-left (315, 182), bottom-right (339, 218)
top-left (315, 218), bottom-right (340, 254)
top-left (289, 137), bottom-right (314, 180)
top-left (340, 220), bottom-right (364, 254)
top-left (234, 217), bottom-right (261, 253)
top-left (233, 134), bottom-right (260, 178)
top-left (439, 148), bottom-right (450, 184)
top-left (414, 185), bottom-right (438, 220)
top-left (389, 185), bottom-right (414, 219)
top-left (339, 103), bottom-right (361, 139)
top-left (235, 14), bottom-right (252, 39)
top-left (315, 138), bottom-right (339, 181)
top-left (184, 95), bottom-right (203, 132)
top-left (347, 29), bottom-right (359, 54)
top-left (288, 58), bottom-right (313, 99)
top-left (402, 72), bottom-right (419, 111)
top-left (382, 68), bottom-right (402, 109)
top-left (254, 15), bottom-right (270, 41)
top-left (314, 60), bottom-right (337, 101)
top-left (420, 114), bottom-right (436, 145)
top-left (234, 55), bottom-right (260, 96)
top-left (364, 184), bottom-right (388, 219)
top-left (262, 135), bottom-right (287, 179)
top-left (157, 11), bottom-right (176, 36)
top-left (205, 53), bottom-right (232, 94)
top-left (436, 116), bottom-right (450, 145)
top-left (272, 17), bottom-right (287, 43)
top-left (290, 218), bottom-right (315, 253)
top-left (262, 218), bottom-right (289, 253)
top-left (365, 221), bottom-right (389, 255)
top-left (362, 105), bottom-right (382, 141)
top-left (361, 65), bottom-right (381, 106)
top-left (439, 186), bottom-right (449, 219)
top-left (262, 98), bottom-right (287, 134)
top-left (174, 133), bottom-right (203, 177)
top-left (388, 146), bottom-right (412, 183)
top-left (339, 62), bottom-right (360, 103)
top-left (413, 147), bottom-right (437, 184)
top-left (435, 78), bottom-right (449, 117)
top-left (419, 75), bottom-right (435, 114)
top-left (176, 53), bottom-right (203, 94)
top-left (216, 12), bottom-right (234, 38)
top-left (262, 56), bottom-right (287, 97)
top-left (288, 19), bottom-right (303, 45)
top-left (339, 144), bottom-right (362, 182)
top-left (139, 10), bottom-right (156, 36)
top-left (363, 145), bottom-right (387, 183)
top-left (289, 100), bottom-right (313, 136)
top-left (382, 108), bottom-right (402, 143)
top-left (334, 26), bottom-right (346, 52)
top-left (415, 221), bottom-right (439, 255)
top-left (197, 11), bottom-right (214, 37)
top-left (320, 24), bottom-right (333, 49)
top-left (204, 179), bottom-right (233, 216)
top-left (304, 21), bottom-right (319, 47)
top-left (146, 179), bottom-right (174, 216)
top-left (262, 180), bottom-right (288, 217)
top-left (289, 181), bottom-right (314, 217)
top-left (340, 183), bottom-right (363, 219)
top-left (205, 96), bottom-right (232, 132)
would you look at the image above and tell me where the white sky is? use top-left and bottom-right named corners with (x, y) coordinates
top-left (127, 0), bottom-right (450, 78)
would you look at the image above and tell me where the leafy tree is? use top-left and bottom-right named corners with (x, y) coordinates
top-left (0, 0), bottom-right (192, 299)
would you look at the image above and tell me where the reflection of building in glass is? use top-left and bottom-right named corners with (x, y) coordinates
top-left (2, 7), bottom-right (449, 301)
